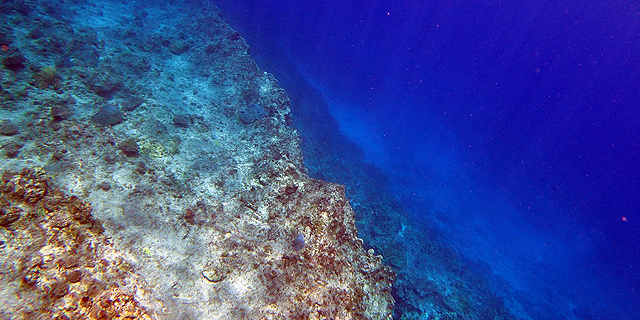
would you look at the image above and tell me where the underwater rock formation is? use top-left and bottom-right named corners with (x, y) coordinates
top-left (0, 168), bottom-right (154, 319)
top-left (0, 0), bottom-right (395, 319)
top-left (239, 103), bottom-right (268, 124)
top-left (91, 104), bottom-right (125, 127)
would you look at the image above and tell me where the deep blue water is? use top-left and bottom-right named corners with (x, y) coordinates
top-left (216, 0), bottom-right (640, 319)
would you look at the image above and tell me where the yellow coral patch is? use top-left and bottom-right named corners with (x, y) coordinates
top-left (138, 137), bottom-right (176, 158)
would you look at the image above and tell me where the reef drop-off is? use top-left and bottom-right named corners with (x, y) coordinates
top-left (0, 0), bottom-right (394, 319)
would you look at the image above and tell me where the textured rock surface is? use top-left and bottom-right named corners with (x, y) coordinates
top-left (0, 0), bottom-right (395, 318)
top-left (91, 104), bottom-right (125, 127)
top-left (0, 168), bottom-right (154, 320)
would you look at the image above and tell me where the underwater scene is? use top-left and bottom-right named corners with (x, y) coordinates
top-left (0, 0), bottom-right (638, 319)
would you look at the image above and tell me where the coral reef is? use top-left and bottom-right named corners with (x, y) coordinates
top-left (0, 168), bottom-right (153, 319)
top-left (0, 1), bottom-right (395, 318)
top-left (254, 179), bottom-right (396, 318)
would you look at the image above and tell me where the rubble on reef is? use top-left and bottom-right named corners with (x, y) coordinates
top-left (0, 0), bottom-right (395, 318)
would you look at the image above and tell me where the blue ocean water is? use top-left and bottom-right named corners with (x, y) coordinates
top-left (216, 0), bottom-right (640, 319)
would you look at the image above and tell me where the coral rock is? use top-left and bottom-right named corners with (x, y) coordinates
top-left (92, 104), bottom-right (125, 127)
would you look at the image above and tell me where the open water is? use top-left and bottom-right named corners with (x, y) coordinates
top-left (216, 1), bottom-right (640, 319)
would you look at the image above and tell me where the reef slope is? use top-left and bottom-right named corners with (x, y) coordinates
top-left (0, 0), bottom-right (394, 319)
